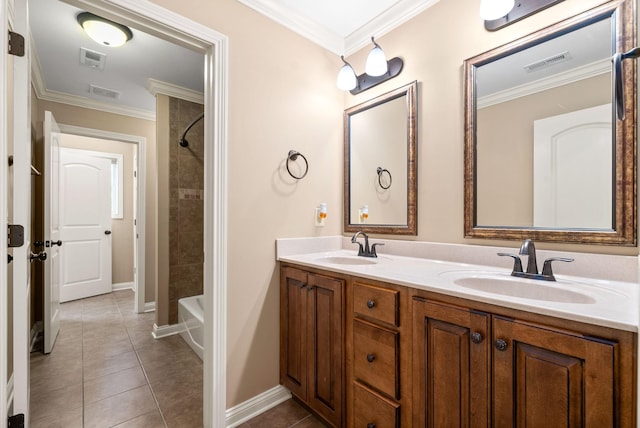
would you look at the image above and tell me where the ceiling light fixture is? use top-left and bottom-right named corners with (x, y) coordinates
top-left (77, 12), bottom-right (133, 47)
top-left (479, 0), bottom-right (514, 20)
top-left (337, 37), bottom-right (403, 95)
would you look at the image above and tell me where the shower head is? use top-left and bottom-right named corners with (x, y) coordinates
top-left (178, 112), bottom-right (204, 148)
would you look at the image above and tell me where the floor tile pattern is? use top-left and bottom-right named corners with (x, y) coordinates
top-left (29, 290), bottom-right (326, 427)
top-left (30, 290), bottom-right (202, 428)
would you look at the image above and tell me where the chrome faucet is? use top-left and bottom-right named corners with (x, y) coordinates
top-left (498, 239), bottom-right (573, 281)
top-left (351, 231), bottom-right (384, 258)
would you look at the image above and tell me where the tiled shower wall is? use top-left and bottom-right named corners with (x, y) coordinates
top-left (168, 97), bottom-right (204, 324)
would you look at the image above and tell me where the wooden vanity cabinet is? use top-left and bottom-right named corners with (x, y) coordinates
top-left (280, 265), bottom-right (344, 427)
top-left (412, 295), bottom-right (637, 428)
top-left (347, 280), bottom-right (412, 428)
top-left (411, 297), bottom-right (491, 427)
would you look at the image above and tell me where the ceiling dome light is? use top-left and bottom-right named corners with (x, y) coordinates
top-left (77, 12), bottom-right (133, 47)
top-left (337, 56), bottom-right (357, 91)
top-left (480, 0), bottom-right (515, 20)
top-left (365, 37), bottom-right (388, 77)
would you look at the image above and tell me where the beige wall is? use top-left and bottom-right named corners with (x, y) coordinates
top-left (149, 0), bottom-right (637, 409)
top-left (59, 134), bottom-right (136, 285)
top-left (34, 100), bottom-right (157, 303)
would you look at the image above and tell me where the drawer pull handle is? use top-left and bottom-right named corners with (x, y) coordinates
top-left (367, 424), bottom-right (376, 428)
top-left (471, 332), bottom-right (483, 344)
top-left (366, 353), bottom-right (376, 363)
top-left (494, 339), bottom-right (508, 351)
top-left (366, 299), bottom-right (376, 309)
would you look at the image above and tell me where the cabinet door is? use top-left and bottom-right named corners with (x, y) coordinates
top-left (412, 298), bottom-right (491, 428)
top-left (307, 273), bottom-right (344, 427)
top-left (493, 316), bottom-right (617, 428)
top-left (280, 267), bottom-right (309, 400)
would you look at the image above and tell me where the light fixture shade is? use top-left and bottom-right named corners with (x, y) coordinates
top-left (480, 0), bottom-right (515, 20)
top-left (77, 12), bottom-right (132, 47)
top-left (337, 57), bottom-right (357, 91)
top-left (365, 45), bottom-right (388, 77)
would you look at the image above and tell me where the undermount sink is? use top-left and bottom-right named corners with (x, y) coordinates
top-left (314, 256), bottom-right (378, 266)
top-left (440, 271), bottom-right (596, 304)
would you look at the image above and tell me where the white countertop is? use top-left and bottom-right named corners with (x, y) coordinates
top-left (279, 249), bottom-right (639, 333)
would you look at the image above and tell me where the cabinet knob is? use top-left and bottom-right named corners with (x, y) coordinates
top-left (366, 299), bottom-right (376, 309)
top-left (367, 424), bottom-right (376, 428)
top-left (307, 286), bottom-right (314, 292)
top-left (494, 339), bottom-right (508, 351)
top-left (471, 332), bottom-right (483, 344)
top-left (366, 353), bottom-right (376, 363)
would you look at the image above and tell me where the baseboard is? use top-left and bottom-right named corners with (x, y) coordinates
top-left (144, 301), bottom-right (156, 313)
top-left (151, 323), bottom-right (184, 339)
top-left (225, 385), bottom-right (292, 427)
top-left (112, 282), bottom-right (135, 291)
top-left (29, 321), bottom-right (43, 352)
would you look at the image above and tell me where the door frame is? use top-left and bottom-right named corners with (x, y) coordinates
top-left (65, 2), bottom-right (230, 426)
top-left (58, 124), bottom-right (146, 313)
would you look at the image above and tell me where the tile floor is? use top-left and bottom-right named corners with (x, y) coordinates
top-left (30, 290), bottom-right (202, 427)
top-left (29, 289), bottom-right (326, 428)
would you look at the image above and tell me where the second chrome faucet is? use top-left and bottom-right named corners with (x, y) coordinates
top-left (498, 239), bottom-right (573, 281)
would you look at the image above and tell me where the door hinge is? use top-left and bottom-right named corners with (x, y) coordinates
top-left (8, 31), bottom-right (25, 57)
top-left (8, 413), bottom-right (25, 428)
top-left (8, 225), bottom-right (24, 247)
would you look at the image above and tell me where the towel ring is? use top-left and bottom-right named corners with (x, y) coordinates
top-left (377, 167), bottom-right (392, 189)
top-left (286, 150), bottom-right (308, 180)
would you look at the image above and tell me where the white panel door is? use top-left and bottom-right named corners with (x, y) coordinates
top-left (59, 149), bottom-right (112, 302)
top-left (533, 104), bottom-right (612, 229)
top-left (44, 111), bottom-right (62, 354)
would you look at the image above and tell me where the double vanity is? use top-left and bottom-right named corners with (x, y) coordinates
top-left (278, 237), bottom-right (638, 427)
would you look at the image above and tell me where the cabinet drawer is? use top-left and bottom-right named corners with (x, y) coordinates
top-left (353, 319), bottom-right (399, 399)
top-left (354, 382), bottom-right (400, 428)
top-left (353, 282), bottom-right (399, 326)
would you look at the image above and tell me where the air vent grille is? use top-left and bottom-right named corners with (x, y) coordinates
top-left (80, 47), bottom-right (106, 70)
top-left (89, 84), bottom-right (121, 100)
top-left (524, 51), bottom-right (571, 72)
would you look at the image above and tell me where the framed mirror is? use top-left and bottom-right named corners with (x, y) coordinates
top-left (344, 81), bottom-right (418, 235)
top-left (464, 0), bottom-right (636, 245)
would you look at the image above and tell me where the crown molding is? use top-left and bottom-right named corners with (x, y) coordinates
top-left (477, 58), bottom-right (610, 109)
top-left (236, 0), bottom-right (439, 55)
top-left (147, 78), bottom-right (204, 104)
top-left (237, 0), bottom-right (344, 53)
top-left (344, 0), bottom-right (440, 55)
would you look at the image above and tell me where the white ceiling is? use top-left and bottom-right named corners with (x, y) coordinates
top-left (29, 0), bottom-right (439, 119)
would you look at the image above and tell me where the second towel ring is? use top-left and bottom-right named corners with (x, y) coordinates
top-left (287, 150), bottom-right (309, 179)
top-left (377, 167), bottom-right (392, 189)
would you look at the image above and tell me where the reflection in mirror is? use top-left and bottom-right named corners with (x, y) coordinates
top-left (464, 0), bottom-right (636, 245)
top-left (344, 81), bottom-right (417, 235)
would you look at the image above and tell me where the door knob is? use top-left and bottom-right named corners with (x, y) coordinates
top-left (104, 230), bottom-right (112, 235)
top-left (30, 251), bottom-right (47, 262)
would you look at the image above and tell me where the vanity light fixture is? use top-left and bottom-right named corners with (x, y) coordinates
top-left (337, 37), bottom-right (404, 95)
top-left (480, 0), bottom-right (514, 20)
top-left (77, 12), bottom-right (133, 47)
top-left (482, 0), bottom-right (565, 31)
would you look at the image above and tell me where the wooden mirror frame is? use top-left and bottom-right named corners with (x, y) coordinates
top-left (344, 81), bottom-right (418, 235)
top-left (464, 0), bottom-right (637, 245)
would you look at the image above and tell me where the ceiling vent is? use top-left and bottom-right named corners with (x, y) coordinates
top-left (89, 84), bottom-right (121, 100)
top-left (524, 51), bottom-right (571, 72)
top-left (80, 47), bottom-right (106, 70)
